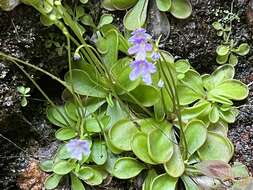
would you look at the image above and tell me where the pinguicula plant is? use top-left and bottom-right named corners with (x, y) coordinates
top-left (0, 0), bottom-right (252, 190)
top-left (212, 4), bottom-right (250, 65)
top-left (17, 86), bottom-right (31, 107)
top-left (102, 0), bottom-right (192, 30)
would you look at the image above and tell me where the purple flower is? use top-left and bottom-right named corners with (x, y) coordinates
top-left (151, 51), bottom-right (160, 61)
top-left (128, 42), bottom-right (152, 60)
top-left (66, 139), bottom-right (90, 161)
top-left (130, 60), bottom-right (157, 85)
top-left (128, 28), bottom-right (151, 44)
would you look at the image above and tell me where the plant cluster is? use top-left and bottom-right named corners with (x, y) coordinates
top-left (102, 0), bottom-right (192, 30)
top-left (212, 8), bottom-right (250, 65)
top-left (0, 0), bottom-right (252, 190)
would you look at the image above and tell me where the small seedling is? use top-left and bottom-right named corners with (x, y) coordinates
top-left (212, 9), bottom-right (250, 65)
top-left (17, 86), bottom-right (31, 107)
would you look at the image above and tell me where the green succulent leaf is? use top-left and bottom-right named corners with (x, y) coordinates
top-left (53, 160), bottom-right (75, 175)
top-left (101, 29), bottom-right (119, 66)
top-left (178, 70), bottom-right (205, 105)
top-left (77, 166), bottom-right (94, 180)
top-left (70, 173), bottom-right (85, 190)
top-left (55, 128), bottom-right (77, 141)
top-left (131, 132), bottom-right (157, 164)
top-left (151, 173), bottom-right (178, 190)
top-left (142, 169), bottom-right (158, 190)
top-left (219, 107), bottom-right (238, 123)
top-left (111, 0), bottom-right (138, 10)
top-left (232, 162), bottom-right (250, 178)
top-left (209, 106), bottom-right (220, 123)
top-left (40, 160), bottom-right (54, 172)
top-left (123, 0), bottom-right (149, 31)
top-left (109, 119), bottom-right (139, 151)
top-left (111, 58), bottom-right (140, 94)
top-left (97, 14), bottom-right (113, 28)
top-left (147, 122), bottom-right (174, 163)
top-left (212, 21), bottom-right (223, 30)
top-left (208, 79), bottom-right (249, 101)
top-left (164, 132), bottom-right (184, 178)
top-left (175, 59), bottom-right (190, 74)
top-left (85, 116), bottom-right (110, 133)
top-left (47, 106), bottom-right (75, 128)
top-left (122, 85), bottom-right (160, 107)
top-left (216, 45), bottom-right (230, 56)
top-left (102, 0), bottom-right (117, 11)
top-left (198, 132), bottom-right (234, 163)
top-left (84, 167), bottom-right (104, 186)
top-left (91, 141), bottom-right (107, 165)
top-left (100, 24), bottom-right (129, 54)
top-left (80, 14), bottom-right (96, 27)
top-left (185, 120), bottom-right (207, 156)
top-left (75, 6), bottom-right (85, 19)
top-left (65, 69), bottom-right (108, 97)
top-left (113, 157), bottom-right (145, 179)
top-left (181, 101), bottom-right (212, 121)
top-left (216, 54), bottom-right (229, 64)
top-left (233, 43), bottom-right (250, 56)
top-left (211, 64), bottom-right (235, 87)
top-left (208, 120), bottom-right (228, 136)
top-left (170, 0), bottom-right (192, 19)
top-left (229, 53), bottom-right (238, 66)
top-left (44, 174), bottom-right (62, 190)
top-left (156, 0), bottom-right (171, 12)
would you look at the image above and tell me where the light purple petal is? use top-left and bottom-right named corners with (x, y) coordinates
top-left (128, 44), bottom-right (140, 55)
top-left (145, 43), bottom-right (153, 52)
top-left (129, 61), bottom-right (142, 80)
top-left (66, 139), bottom-right (90, 161)
top-left (129, 28), bottom-right (151, 44)
top-left (151, 52), bottom-right (160, 61)
top-left (142, 73), bottom-right (152, 85)
top-left (131, 28), bottom-right (146, 35)
top-left (146, 62), bottom-right (157, 73)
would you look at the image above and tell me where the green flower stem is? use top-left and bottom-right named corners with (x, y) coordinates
top-left (66, 36), bottom-right (87, 138)
top-left (225, 0), bottom-right (235, 44)
top-left (159, 53), bottom-right (188, 160)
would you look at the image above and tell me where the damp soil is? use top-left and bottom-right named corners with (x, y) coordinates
top-left (0, 0), bottom-right (252, 189)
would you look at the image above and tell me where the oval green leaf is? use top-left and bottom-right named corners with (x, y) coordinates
top-left (109, 119), bottom-right (139, 151)
top-left (198, 132), bottom-right (234, 163)
top-left (113, 157), bottom-right (145, 179)
top-left (156, 0), bottom-right (171, 12)
top-left (131, 133), bottom-right (157, 164)
top-left (170, 0), bottom-right (192, 19)
top-left (44, 174), bottom-right (62, 190)
top-left (55, 128), bottom-right (77, 141)
top-left (53, 160), bottom-right (74, 175)
top-left (147, 123), bottom-right (174, 163)
top-left (123, 0), bottom-right (149, 31)
top-left (65, 69), bottom-right (108, 97)
top-left (91, 141), bottom-right (107, 165)
top-left (185, 120), bottom-right (207, 156)
top-left (151, 173), bottom-right (178, 190)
